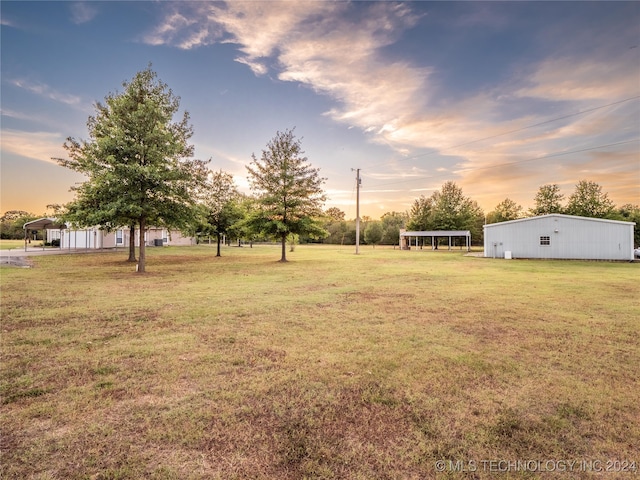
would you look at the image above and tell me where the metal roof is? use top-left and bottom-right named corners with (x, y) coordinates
top-left (23, 217), bottom-right (66, 230)
top-left (483, 213), bottom-right (635, 229)
top-left (400, 230), bottom-right (470, 237)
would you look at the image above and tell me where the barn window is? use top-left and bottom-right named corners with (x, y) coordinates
top-left (540, 236), bottom-right (550, 246)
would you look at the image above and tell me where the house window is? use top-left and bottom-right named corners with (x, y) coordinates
top-left (116, 230), bottom-right (123, 245)
top-left (540, 236), bottom-right (550, 246)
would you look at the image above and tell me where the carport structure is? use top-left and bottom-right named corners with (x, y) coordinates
top-left (400, 230), bottom-right (471, 251)
top-left (22, 218), bottom-right (66, 251)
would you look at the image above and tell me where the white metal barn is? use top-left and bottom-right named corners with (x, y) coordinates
top-left (483, 214), bottom-right (635, 261)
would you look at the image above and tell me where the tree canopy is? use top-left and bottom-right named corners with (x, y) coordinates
top-left (0, 211), bottom-right (37, 239)
top-left (246, 128), bottom-right (327, 261)
top-left (530, 183), bottom-right (565, 216)
top-left (199, 169), bottom-right (243, 257)
top-left (565, 180), bottom-right (617, 219)
top-left (364, 221), bottom-right (383, 247)
top-left (380, 211), bottom-right (407, 245)
top-left (408, 182), bottom-right (484, 243)
top-left (324, 207), bottom-right (346, 221)
top-left (486, 198), bottom-right (523, 224)
top-left (55, 66), bottom-right (208, 272)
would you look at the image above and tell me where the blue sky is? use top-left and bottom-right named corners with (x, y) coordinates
top-left (1, 1), bottom-right (639, 220)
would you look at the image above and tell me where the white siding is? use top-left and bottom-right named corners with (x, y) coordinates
top-left (484, 214), bottom-right (635, 261)
top-left (54, 228), bottom-right (118, 249)
top-left (50, 225), bottom-right (196, 248)
top-left (60, 228), bottom-right (97, 249)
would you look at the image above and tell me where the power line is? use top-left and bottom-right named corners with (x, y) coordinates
top-left (367, 138), bottom-right (639, 190)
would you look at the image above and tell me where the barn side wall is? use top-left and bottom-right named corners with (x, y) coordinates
top-left (484, 216), bottom-right (634, 260)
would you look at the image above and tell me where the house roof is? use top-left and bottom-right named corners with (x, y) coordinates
top-left (23, 217), bottom-right (66, 230)
top-left (483, 214), bottom-right (635, 229)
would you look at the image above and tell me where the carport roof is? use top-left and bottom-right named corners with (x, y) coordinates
top-left (23, 217), bottom-right (66, 230)
top-left (400, 230), bottom-right (470, 237)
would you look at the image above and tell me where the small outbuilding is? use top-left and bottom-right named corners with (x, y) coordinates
top-left (483, 214), bottom-right (635, 261)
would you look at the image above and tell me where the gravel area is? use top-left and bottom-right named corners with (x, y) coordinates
top-left (0, 256), bottom-right (33, 268)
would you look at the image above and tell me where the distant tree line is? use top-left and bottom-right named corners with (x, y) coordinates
top-left (319, 210), bottom-right (407, 248)
top-left (317, 180), bottom-right (639, 249)
top-left (0, 211), bottom-right (40, 240)
top-left (400, 180), bottom-right (639, 248)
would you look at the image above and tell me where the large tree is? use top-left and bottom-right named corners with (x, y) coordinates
top-left (431, 181), bottom-right (484, 234)
top-left (246, 128), bottom-right (327, 262)
top-left (530, 183), bottom-right (565, 216)
top-left (486, 198), bottom-right (523, 224)
top-left (406, 182), bottom-right (484, 245)
top-left (618, 204), bottom-right (640, 247)
top-left (364, 221), bottom-right (383, 248)
top-left (56, 67), bottom-right (208, 272)
top-left (227, 194), bottom-right (258, 246)
top-left (200, 169), bottom-right (243, 257)
top-left (407, 195), bottom-right (434, 231)
top-left (62, 180), bottom-right (139, 261)
top-left (565, 180), bottom-right (616, 219)
top-left (380, 211), bottom-right (407, 245)
top-left (324, 207), bottom-right (346, 221)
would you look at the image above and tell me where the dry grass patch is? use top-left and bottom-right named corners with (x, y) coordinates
top-left (1, 245), bottom-right (639, 479)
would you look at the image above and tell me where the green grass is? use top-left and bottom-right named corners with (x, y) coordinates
top-left (1, 245), bottom-right (639, 479)
top-left (0, 239), bottom-right (29, 250)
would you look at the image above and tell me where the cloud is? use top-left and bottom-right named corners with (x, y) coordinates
top-left (515, 55), bottom-right (640, 102)
top-left (144, 2), bottom-right (639, 211)
top-left (1, 130), bottom-right (67, 165)
top-left (11, 79), bottom-right (82, 106)
top-left (70, 2), bottom-right (98, 24)
top-left (145, 2), bottom-right (436, 143)
top-left (0, 108), bottom-right (40, 122)
top-left (233, 56), bottom-right (268, 76)
top-left (142, 11), bottom-right (205, 47)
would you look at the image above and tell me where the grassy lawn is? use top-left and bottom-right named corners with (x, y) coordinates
top-left (0, 239), bottom-right (29, 250)
top-left (1, 245), bottom-right (638, 479)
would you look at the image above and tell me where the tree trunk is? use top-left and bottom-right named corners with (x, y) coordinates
top-left (280, 233), bottom-right (287, 262)
top-left (128, 224), bottom-right (137, 262)
top-left (216, 233), bottom-right (221, 257)
top-left (137, 217), bottom-right (146, 273)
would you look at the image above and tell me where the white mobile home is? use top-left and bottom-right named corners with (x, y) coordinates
top-left (483, 214), bottom-right (635, 261)
top-left (24, 218), bottom-right (196, 249)
top-left (50, 226), bottom-right (196, 249)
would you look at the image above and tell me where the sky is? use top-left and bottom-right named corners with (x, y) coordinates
top-left (1, 1), bottom-right (639, 220)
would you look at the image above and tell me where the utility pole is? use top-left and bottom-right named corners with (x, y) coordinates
top-left (352, 168), bottom-right (361, 254)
